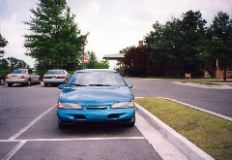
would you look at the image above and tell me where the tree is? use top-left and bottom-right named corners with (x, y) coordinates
top-left (144, 10), bottom-right (206, 77)
top-left (95, 60), bottom-right (109, 69)
top-left (119, 47), bottom-right (131, 54)
top-left (203, 12), bottom-right (232, 81)
top-left (124, 46), bottom-right (148, 76)
top-left (0, 57), bottom-right (30, 75)
top-left (24, 0), bottom-right (87, 72)
top-left (86, 51), bottom-right (109, 69)
top-left (0, 33), bottom-right (8, 58)
top-left (6, 57), bottom-right (30, 70)
top-left (86, 51), bottom-right (98, 69)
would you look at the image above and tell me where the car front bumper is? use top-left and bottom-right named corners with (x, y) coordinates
top-left (57, 108), bottom-right (135, 125)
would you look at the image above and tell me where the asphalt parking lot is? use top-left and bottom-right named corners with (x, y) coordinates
top-left (1, 78), bottom-right (231, 160)
top-left (0, 84), bottom-right (162, 160)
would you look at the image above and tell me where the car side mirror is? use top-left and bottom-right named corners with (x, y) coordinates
top-left (58, 84), bottom-right (65, 90)
top-left (127, 83), bottom-right (134, 89)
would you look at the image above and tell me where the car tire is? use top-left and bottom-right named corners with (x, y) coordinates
top-left (126, 116), bottom-right (135, 127)
top-left (44, 83), bottom-right (48, 87)
top-left (7, 83), bottom-right (12, 87)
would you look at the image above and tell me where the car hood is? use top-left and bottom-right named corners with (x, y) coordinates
top-left (60, 86), bottom-right (133, 105)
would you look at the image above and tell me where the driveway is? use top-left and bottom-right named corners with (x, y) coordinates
top-left (125, 78), bottom-right (232, 117)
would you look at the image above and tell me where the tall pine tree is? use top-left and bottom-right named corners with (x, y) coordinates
top-left (24, 0), bottom-right (87, 71)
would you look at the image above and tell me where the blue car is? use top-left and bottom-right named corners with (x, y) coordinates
top-left (57, 69), bottom-right (135, 128)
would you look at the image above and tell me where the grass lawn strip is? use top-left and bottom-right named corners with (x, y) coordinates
top-left (135, 97), bottom-right (232, 160)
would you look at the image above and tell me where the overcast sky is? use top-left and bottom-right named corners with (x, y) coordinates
top-left (0, 0), bottom-right (232, 67)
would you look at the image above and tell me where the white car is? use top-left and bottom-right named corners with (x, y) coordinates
top-left (43, 69), bottom-right (69, 87)
top-left (6, 69), bottom-right (40, 87)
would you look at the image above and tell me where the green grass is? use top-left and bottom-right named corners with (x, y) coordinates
top-left (135, 97), bottom-right (232, 160)
top-left (179, 79), bottom-right (232, 86)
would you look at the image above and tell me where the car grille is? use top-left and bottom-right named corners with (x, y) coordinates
top-left (85, 106), bottom-right (108, 110)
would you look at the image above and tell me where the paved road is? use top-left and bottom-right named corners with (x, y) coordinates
top-left (0, 84), bottom-right (162, 160)
top-left (125, 78), bottom-right (232, 117)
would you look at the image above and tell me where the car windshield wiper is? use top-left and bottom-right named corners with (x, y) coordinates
top-left (88, 84), bottom-right (111, 86)
top-left (69, 84), bottom-right (87, 86)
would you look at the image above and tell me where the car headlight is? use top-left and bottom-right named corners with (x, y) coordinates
top-left (57, 102), bottom-right (82, 109)
top-left (111, 101), bottom-right (135, 109)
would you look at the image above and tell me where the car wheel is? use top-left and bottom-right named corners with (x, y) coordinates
top-left (27, 79), bottom-right (31, 86)
top-left (44, 83), bottom-right (48, 87)
top-left (126, 116), bottom-right (135, 127)
top-left (7, 83), bottom-right (12, 87)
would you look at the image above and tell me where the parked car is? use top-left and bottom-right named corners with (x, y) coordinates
top-left (0, 74), bottom-right (5, 85)
top-left (5, 69), bottom-right (40, 87)
top-left (57, 69), bottom-right (135, 129)
top-left (43, 69), bottom-right (69, 87)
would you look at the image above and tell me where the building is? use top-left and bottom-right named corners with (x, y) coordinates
top-left (215, 59), bottom-right (232, 79)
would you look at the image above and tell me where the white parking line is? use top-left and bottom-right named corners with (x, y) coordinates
top-left (1, 140), bottom-right (26, 160)
top-left (9, 105), bottom-right (55, 140)
top-left (0, 137), bottom-right (145, 143)
top-left (0, 137), bottom-right (144, 159)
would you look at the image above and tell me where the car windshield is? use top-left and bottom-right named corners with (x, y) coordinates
top-left (68, 72), bottom-right (126, 86)
top-left (47, 70), bottom-right (65, 74)
top-left (11, 70), bottom-right (27, 74)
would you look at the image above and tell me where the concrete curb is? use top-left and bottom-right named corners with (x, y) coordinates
top-left (156, 97), bottom-right (232, 122)
top-left (135, 103), bottom-right (215, 160)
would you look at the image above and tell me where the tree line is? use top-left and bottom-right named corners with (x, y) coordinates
top-left (123, 11), bottom-right (232, 80)
top-left (0, 57), bottom-right (30, 75)
top-left (86, 51), bottom-right (109, 69)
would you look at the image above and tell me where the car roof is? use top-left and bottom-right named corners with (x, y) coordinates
top-left (75, 69), bottom-right (116, 73)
